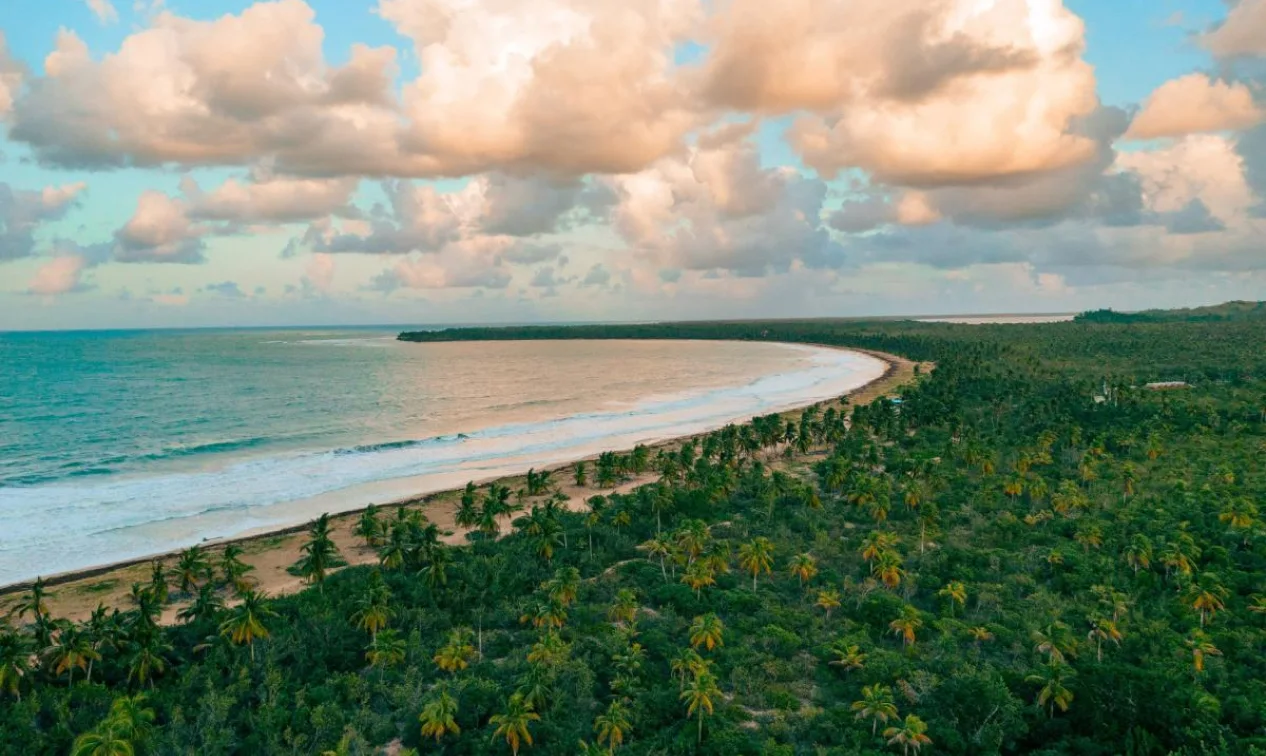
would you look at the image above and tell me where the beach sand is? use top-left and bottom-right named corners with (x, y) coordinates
top-left (0, 347), bottom-right (922, 625)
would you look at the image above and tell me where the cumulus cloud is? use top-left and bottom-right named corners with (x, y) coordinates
top-left (204, 281), bottom-right (245, 298)
top-left (701, 0), bottom-right (1099, 186)
top-left (114, 191), bottom-right (207, 263)
top-left (1126, 74), bottom-right (1263, 140)
top-left (8, 0), bottom-right (702, 178)
top-left (28, 255), bottom-right (89, 295)
top-left (581, 263), bottom-right (612, 287)
top-left (86, 0), bottom-right (120, 24)
top-left (381, 0), bottom-right (702, 176)
top-left (1116, 135), bottom-right (1257, 224)
top-left (304, 252), bottom-right (335, 292)
top-left (1202, 0), bottom-right (1266, 58)
top-left (0, 182), bottom-right (87, 261)
top-left (0, 32), bottom-right (25, 120)
top-left (182, 175), bottom-right (359, 223)
top-left (608, 133), bottom-right (843, 274)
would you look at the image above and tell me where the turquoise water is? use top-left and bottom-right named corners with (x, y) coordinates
top-left (0, 330), bottom-right (886, 584)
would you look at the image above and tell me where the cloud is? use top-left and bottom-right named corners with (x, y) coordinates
top-left (0, 32), bottom-right (25, 120)
top-left (182, 175), bottom-right (359, 223)
top-left (1202, 0), bottom-right (1266, 58)
top-left (86, 0), bottom-right (120, 24)
top-left (1125, 74), bottom-right (1263, 139)
top-left (204, 281), bottom-right (245, 297)
top-left (381, 0), bottom-right (702, 176)
top-left (608, 134), bottom-right (843, 274)
top-left (0, 182), bottom-right (87, 261)
top-left (8, 0), bottom-right (701, 178)
top-left (830, 192), bottom-right (941, 232)
top-left (28, 255), bottom-right (89, 295)
top-left (114, 190), bottom-right (207, 263)
top-left (304, 253), bottom-right (335, 292)
top-left (581, 263), bottom-right (612, 287)
top-left (1116, 135), bottom-right (1257, 224)
top-left (477, 174), bottom-right (608, 236)
top-left (701, 0), bottom-right (1099, 186)
top-left (1162, 199), bottom-right (1226, 235)
top-left (311, 181), bottom-right (466, 254)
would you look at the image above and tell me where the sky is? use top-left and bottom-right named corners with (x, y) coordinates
top-left (0, 0), bottom-right (1264, 330)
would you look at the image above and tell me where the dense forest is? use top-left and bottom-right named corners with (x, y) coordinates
top-left (5, 306), bottom-right (1266, 754)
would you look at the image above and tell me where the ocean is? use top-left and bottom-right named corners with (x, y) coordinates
top-left (0, 329), bottom-right (886, 585)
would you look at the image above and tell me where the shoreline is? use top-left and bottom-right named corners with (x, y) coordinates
top-left (0, 344), bottom-right (919, 622)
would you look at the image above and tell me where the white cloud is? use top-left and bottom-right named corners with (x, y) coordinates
top-left (1126, 74), bottom-right (1263, 140)
top-left (85, 0), bottom-right (120, 24)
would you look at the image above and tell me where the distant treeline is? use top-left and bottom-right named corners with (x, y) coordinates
top-left (1074, 300), bottom-right (1266, 324)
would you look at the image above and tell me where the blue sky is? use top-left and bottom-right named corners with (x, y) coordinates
top-left (1, 0), bottom-right (1263, 329)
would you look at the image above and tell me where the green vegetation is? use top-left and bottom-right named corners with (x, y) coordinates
top-left (5, 307), bottom-right (1266, 754)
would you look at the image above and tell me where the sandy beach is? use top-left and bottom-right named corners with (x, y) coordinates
top-left (0, 346), bottom-right (921, 625)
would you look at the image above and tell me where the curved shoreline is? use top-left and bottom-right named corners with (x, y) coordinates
top-left (0, 344), bottom-right (918, 620)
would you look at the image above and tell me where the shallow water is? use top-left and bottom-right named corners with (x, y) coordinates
top-left (0, 330), bottom-right (884, 584)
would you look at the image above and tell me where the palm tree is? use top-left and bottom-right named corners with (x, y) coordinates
top-left (218, 545), bottom-right (255, 593)
top-left (419, 685), bottom-right (461, 742)
top-left (670, 647), bottom-right (707, 689)
top-left (14, 578), bottom-right (52, 624)
top-left (889, 606), bottom-right (922, 648)
top-left (852, 683), bottom-right (899, 735)
top-left (1027, 661), bottom-right (1075, 717)
top-left (490, 693), bottom-right (540, 756)
top-left (883, 714), bottom-right (933, 756)
top-left (434, 628), bottom-right (476, 673)
top-left (175, 547), bottom-right (211, 595)
top-left (147, 561), bottom-right (169, 605)
top-left (177, 583), bottom-right (225, 627)
top-left (291, 513), bottom-right (347, 590)
top-left (738, 537), bottom-right (774, 590)
top-left (350, 571), bottom-right (393, 640)
top-left (573, 462), bottom-right (588, 487)
top-left (1186, 630), bottom-right (1222, 674)
top-left (71, 722), bottom-right (134, 756)
top-left (937, 581), bottom-right (967, 616)
top-left (366, 629), bottom-right (407, 675)
top-left (1123, 534), bottom-right (1153, 573)
top-left (680, 562), bottom-right (716, 599)
top-left (787, 553), bottom-right (818, 587)
top-left (815, 589), bottom-right (842, 621)
top-left (544, 567), bottom-right (581, 608)
top-left (1188, 575), bottom-right (1229, 627)
top-left (520, 600), bottom-right (568, 631)
top-left (641, 537), bottom-right (673, 581)
top-left (861, 532), bottom-right (899, 563)
top-left (609, 588), bottom-right (638, 625)
top-left (108, 694), bottom-right (156, 746)
top-left (44, 626), bottom-right (100, 686)
top-left (354, 504), bottom-right (383, 546)
top-left (1086, 616), bottom-right (1122, 662)
top-left (680, 671), bottom-right (721, 744)
top-left (594, 699), bottom-right (633, 752)
top-left (689, 613), bottom-right (725, 652)
top-left (1032, 622), bottom-right (1077, 664)
top-left (828, 641), bottom-right (866, 673)
top-left (0, 631), bottom-right (31, 701)
top-left (126, 635), bottom-right (172, 688)
top-left (219, 589), bottom-right (276, 662)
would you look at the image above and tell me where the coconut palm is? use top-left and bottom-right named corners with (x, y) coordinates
top-left (291, 513), bottom-right (347, 590)
top-left (1086, 616), bottom-right (1122, 662)
top-left (126, 635), bottom-right (172, 688)
top-left (177, 583), bottom-right (225, 627)
top-left (670, 647), bottom-right (708, 689)
top-left (147, 561), bottom-right (169, 605)
top-left (680, 562), bottom-right (716, 599)
top-left (815, 589), bottom-right (842, 621)
top-left (490, 693), bottom-right (540, 756)
top-left (787, 553), bottom-right (818, 587)
top-left (419, 685), bottom-right (461, 742)
top-left (0, 631), bottom-right (32, 701)
top-left (44, 625), bottom-right (100, 686)
top-left (1188, 575), bottom-right (1229, 627)
top-left (737, 537), bottom-right (775, 590)
top-left (937, 581), bottom-right (967, 616)
top-left (71, 722), bottom-right (134, 756)
top-left (680, 670), bottom-right (721, 744)
top-left (353, 504), bottom-right (383, 546)
top-left (350, 571), bottom-right (393, 640)
top-left (544, 567), bottom-right (581, 608)
top-left (434, 628), bottom-right (476, 673)
top-left (689, 613), bottom-right (725, 652)
top-left (1186, 630), bottom-right (1222, 674)
top-left (595, 699), bottom-right (633, 752)
top-left (883, 714), bottom-right (933, 756)
top-left (829, 641), bottom-right (866, 673)
top-left (219, 589), bottom-right (276, 662)
top-left (889, 606), bottom-right (922, 648)
top-left (175, 547), bottom-right (211, 595)
top-left (1027, 660), bottom-right (1075, 716)
top-left (851, 683), bottom-right (899, 735)
top-left (861, 532), bottom-right (900, 563)
top-left (366, 628), bottom-right (406, 673)
top-left (609, 588), bottom-right (638, 625)
top-left (14, 578), bottom-right (53, 624)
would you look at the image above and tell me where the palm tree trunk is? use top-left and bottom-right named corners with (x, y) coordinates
top-left (698, 710), bottom-right (704, 743)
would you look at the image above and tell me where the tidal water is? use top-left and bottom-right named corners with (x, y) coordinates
top-left (0, 329), bottom-right (885, 584)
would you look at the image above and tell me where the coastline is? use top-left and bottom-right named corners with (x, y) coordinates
top-left (0, 344), bottom-right (920, 623)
